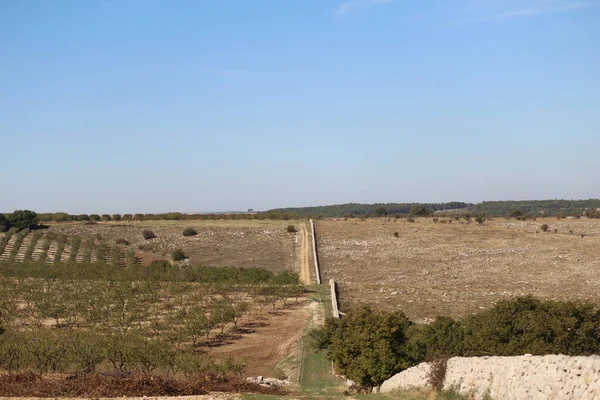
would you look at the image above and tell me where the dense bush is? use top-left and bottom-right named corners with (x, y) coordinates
top-left (540, 223), bottom-right (549, 232)
top-left (182, 228), bottom-right (197, 237)
top-left (314, 296), bottom-right (600, 391)
top-left (313, 305), bottom-right (415, 391)
top-left (286, 225), bottom-right (297, 233)
top-left (142, 230), bottom-right (156, 240)
top-left (3, 210), bottom-right (38, 232)
top-left (172, 249), bottom-right (186, 261)
top-left (0, 214), bottom-right (9, 233)
top-left (116, 238), bottom-right (130, 245)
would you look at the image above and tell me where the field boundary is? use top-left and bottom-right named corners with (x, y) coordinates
top-left (310, 219), bottom-right (321, 284)
top-left (330, 279), bottom-right (340, 319)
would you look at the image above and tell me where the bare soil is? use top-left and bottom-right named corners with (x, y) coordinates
top-left (208, 300), bottom-right (311, 379)
top-left (316, 217), bottom-right (600, 322)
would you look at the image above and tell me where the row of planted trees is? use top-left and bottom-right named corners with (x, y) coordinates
top-left (0, 328), bottom-right (247, 378)
top-left (0, 228), bottom-right (133, 266)
top-left (0, 266), bottom-right (304, 377)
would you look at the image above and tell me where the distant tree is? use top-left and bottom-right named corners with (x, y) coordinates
top-left (133, 214), bottom-right (145, 221)
top-left (122, 214), bottom-right (133, 221)
top-left (409, 205), bottom-right (431, 217)
top-left (509, 209), bottom-right (524, 218)
top-left (89, 214), bottom-right (101, 222)
top-left (0, 214), bottom-right (10, 232)
top-left (77, 214), bottom-right (90, 221)
top-left (374, 207), bottom-right (387, 217)
top-left (5, 210), bottom-right (38, 231)
top-left (475, 215), bottom-right (485, 224)
top-left (101, 214), bottom-right (112, 221)
top-left (112, 214), bottom-right (122, 221)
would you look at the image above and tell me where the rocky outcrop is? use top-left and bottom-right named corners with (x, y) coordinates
top-left (381, 355), bottom-right (600, 399)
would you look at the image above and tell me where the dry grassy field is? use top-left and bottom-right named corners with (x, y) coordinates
top-left (316, 217), bottom-right (600, 322)
top-left (48, 220), bottom-right (303, 272)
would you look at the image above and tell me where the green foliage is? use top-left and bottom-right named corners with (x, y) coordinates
top-left (316, 305), bottom-right (415, 390)
top-left (112, 214), bottom-right (122, 221)
top-left (374, 207), bottom-right (387, 217)
top-left (410, 296), bottom-right (600, 359)
top-left (8, 229), bottom-right (30, 262)
top-left (101, 214), bottom-right (112, 221)
top-left (0, 214), bottom-right (10, 232)
top-left (410, 205), bottom-right (432, 217)
top-left (286, 225), bottom-right (297, 233)
top-left (89, 214), bottom-right (101, 222)
top-left (172, 248), bottom-right (186, 261)
top-left (23, 231), bottom-right (43, 262)
top-left (4, 210), bottom-right (39, 231)
top-left (182, 227), bottom-right (198, 236)
top-left (143, 229), bottom-right (156, 240)
top-left (68, 236), bottom-right (82, 263)
top-left (268, 202), bottom-right (469, 218)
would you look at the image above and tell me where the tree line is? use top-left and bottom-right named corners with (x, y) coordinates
top-left (267, 202), bottom-right (471, 218)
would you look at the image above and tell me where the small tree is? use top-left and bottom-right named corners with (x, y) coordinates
top-left (89, 214), bottom-right (101, 222)
top-left (183, 227), bottom-right (198, 236)
top-left (172, 248), bottom-right (186, 261)
top-left (101, 214), bottom-right (112, 221)
top-left (286, 225), bottom-right (297, 233)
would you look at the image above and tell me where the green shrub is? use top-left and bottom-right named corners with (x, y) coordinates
top-left (182, 227), bottom-right (198, 237)
top-left (142, 230), bottom-right (156, 240)
top-left (116, 238), bottom-right (130, 245)
top-left (172, 249), bottom-right (186, 261)
top-left (286, 225), bottom-right (297, 233)
top-left (4, 210), bottom-right (38, 231)
top-left (540, 223), bottom-right (549, 232)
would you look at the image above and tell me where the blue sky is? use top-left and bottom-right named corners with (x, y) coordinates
top-left (1, 0), bottom-right (599, 213)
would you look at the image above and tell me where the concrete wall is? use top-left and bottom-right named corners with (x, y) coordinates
top-left (381, 355), bottom-right (600, 399)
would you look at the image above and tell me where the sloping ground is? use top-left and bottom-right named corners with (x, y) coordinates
top-left (0, 231), bottom-right (129, 265)
top-left (317, 218), bottom-right (600, 321)
top-left (48, 220), bottom-right (299, 271)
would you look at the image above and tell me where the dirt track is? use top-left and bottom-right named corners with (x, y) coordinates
top-left (298, 224), bottom-right (311, 284)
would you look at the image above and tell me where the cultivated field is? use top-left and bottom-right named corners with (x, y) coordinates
top-left (316, 217), bottom-right (600, 322)
top-left (46, 220), bottom-right (303, 272)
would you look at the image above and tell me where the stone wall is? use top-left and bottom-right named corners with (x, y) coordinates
top-left (381, 355), bottom-right (600, 399)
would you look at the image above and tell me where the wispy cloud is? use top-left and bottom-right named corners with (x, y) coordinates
top-left (495, 0), bottom-right (600, 19)
top-left (333, 0), bottom-right (392, 17)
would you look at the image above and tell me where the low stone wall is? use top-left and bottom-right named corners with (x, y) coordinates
top-left (310, 219), bottom-right (321, 284)
top-left (381, 355), bottom-right (600, 399)
top-left (330, 279), bottom-right (340, 318)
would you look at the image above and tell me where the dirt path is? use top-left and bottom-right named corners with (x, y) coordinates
top-left (298, 224), bottom-right (311, 285)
